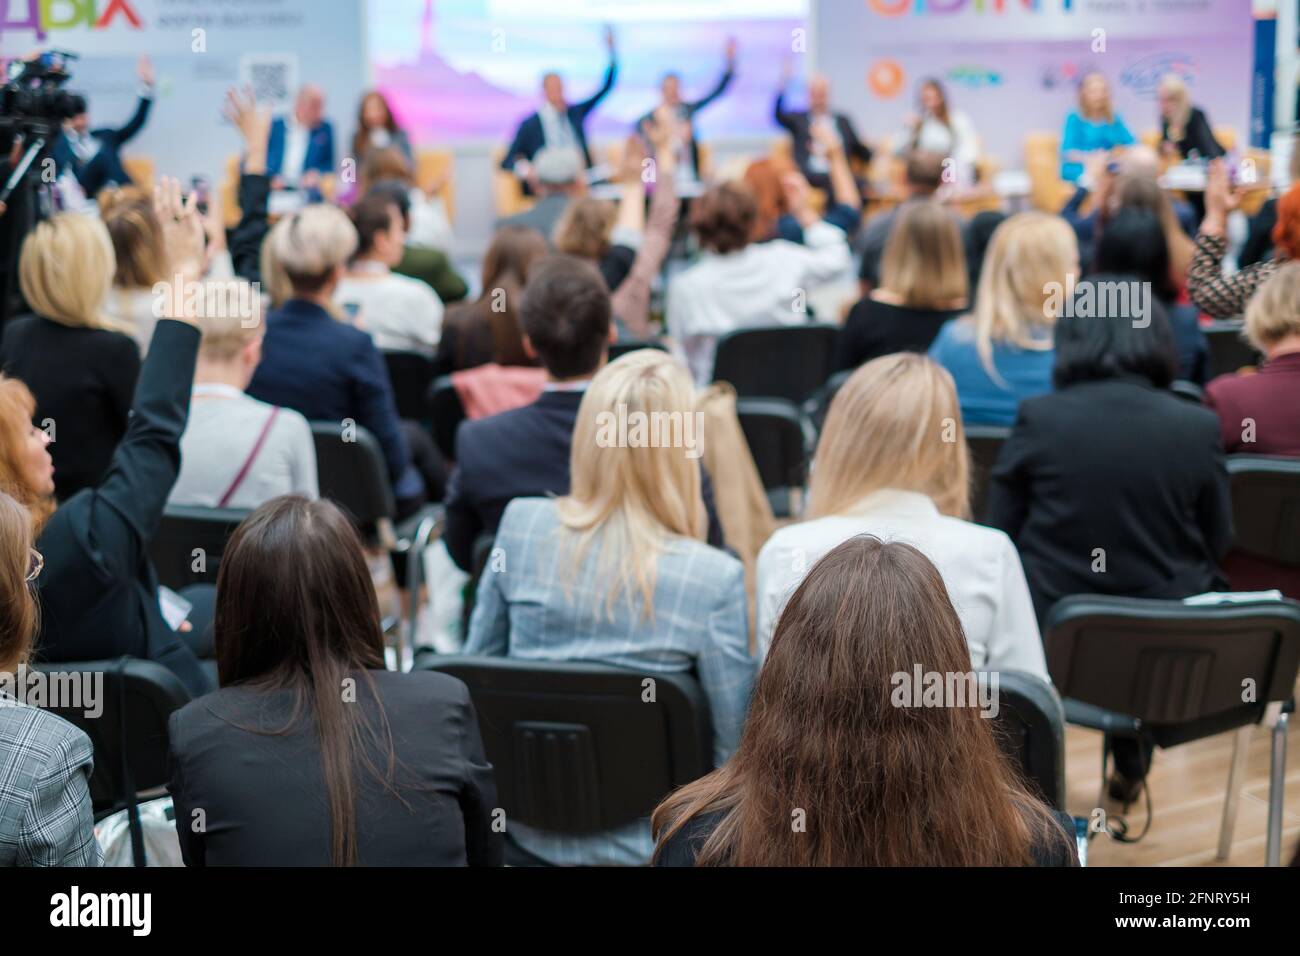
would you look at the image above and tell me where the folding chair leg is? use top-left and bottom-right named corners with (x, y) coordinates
top-left (1266, 711), bottom-right (1289, 867)
top-left (1216, 725), bottom-right (1251, 861)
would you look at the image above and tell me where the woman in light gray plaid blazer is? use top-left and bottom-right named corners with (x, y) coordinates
top-left (0, 492), bottom-right (100, 866)
top-left (465, 350), bottom-right (755, 866)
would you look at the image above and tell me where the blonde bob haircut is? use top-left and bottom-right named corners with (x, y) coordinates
top-left (557, 349), bottom-right (707, 618)
top-left (1244, 262), bottom-right (1300, 352)
top-left (268, 204), bottom-right (358, 294)
top-left (809, 353), bottom-right (970, 520)
top-left (196, 280), bottom-right (264, 362)
top-left (18, 213), bottom-right (128, 333)
top-left (969, 211), bottom-right (1077, 378)
top-left (879, 201), bottom-right (968, 310)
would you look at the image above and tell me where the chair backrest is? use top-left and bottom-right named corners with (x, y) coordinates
top-left (32, 658), bottom-right (190, 814)
top-left (735, 398), bottom-right (811, 492)
top-left (1204, 321), bottom-right (1261, 379)
top-left (381, 350), bottom-right (438, 423)
top-left (608, 340), bottom-right (667, 363)
top-left (1044, 596), bottom-right (1300, 742)
top-left (310, 421), bottom-right (395, 527)
top-left (1226, 455), bottom-right (1300, 567)
top-left (421, 656), bottom-right (713, 833)
top-left (711, 325), bottom-right (838, 403)
top-left (965, 424), bottom-right (1011, 524)
top-left (426, 375), bottom-right (467, 462)
top-left (804, 368), bottom-right (853, 433)
top-left (986, 670), bottom-right (1066, 811)
top-left (149, 505), bottom-right (252, 591)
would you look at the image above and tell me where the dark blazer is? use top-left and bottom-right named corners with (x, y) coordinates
top-left (1161, 107), bottom-right (1225, 161)
top-left (52, 95), bottom-right (153, 197)
top-left (501, 60), bottom-right (618, 171)
top-left (228, 172), bottom-right (270, 283)
top-left (987, 377), bottom-right (1233, 624)
top-left (773, 92), bottom-right (872, 185)
top-left (266, 117), bottom-right (336, 181)
top-left (656, 807), bottom-right (1078, 866)
top-left (1205, 351), bottom-right (1300, 457)
top-left (247, 299), bottom-right (419, 499)
top-left (167, 669), bottom-right (503, 866)
top-left (834, 298), bottom-right (963, 373)
top-left (0, 315), bottom-right (140, 501)
top-left (33, 320), bottom-right (213, 698)
top-left (637, 68), bottom-right (734, 174)
top-left (444, 389), bottom-right (724, 571)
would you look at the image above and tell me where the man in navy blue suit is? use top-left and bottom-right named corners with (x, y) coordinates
top-left (53, 55), bottom-right (155, 200)
top-left (500, 26), bottom-right (618, 190)
top-left (267, 85), bottom-right (336, 192)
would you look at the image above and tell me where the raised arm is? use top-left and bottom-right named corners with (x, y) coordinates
top-left (687, 38), bottom-right (737, 114)
top-left (222, 87), bottom-right (272, 282)
top-left (574, 26), bottom-right (618, 117)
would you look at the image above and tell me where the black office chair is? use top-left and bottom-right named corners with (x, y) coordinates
top-left (382, 350), bottom-right (439, 423)
top-left (1203, 320), bottom-right (1261, 380)
top-left (736, 398), bottom-right (814, 518)
top-left (32, 658), bottom-right (191, 867)
top-left (1222, 455), bottom-right (1300, 599)
top-left (310, 421), bottom-right (440, 658)
top-left (965, 424), bottom-right (1011, 525)
top-left (149, 505), bottom-right (251, 590)
top-left (1044, 595), bottom-right (1300, 864)
top-left (711, 324), bottom-right (838, 404)
top-left (420, 656), bottom-right (713, 865)
top-left (427, 375), bottom-right (466, 463)
top-left (803, 368), bottom-right (852, 434)
top-left (609, 340), bottom-right (667, 362)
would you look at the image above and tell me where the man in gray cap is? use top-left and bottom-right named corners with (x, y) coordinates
top-left (496, 146), bottom-right (585, 239)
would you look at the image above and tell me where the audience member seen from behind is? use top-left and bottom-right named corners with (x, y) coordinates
top-left (928, 212), bottom-right (1077, 425)
top-left (835, 201), bottom-right (968, 372)
top-left (1, 213), bottom-right (140, 501)
top-left (0, 492), bottom-right (101, 866)
top-left (654, 535), bottom-right (1077, 867)
top-left (169, 282), bottom-right (318, 509)
top-left (1205, 263), bottom-right (1300, 456)
top-left (465, 350), bottom-right (753, 866)
top-left (757, 353), bottom-right (1045, 678)
top-left (858, 150), bottom-right (947, 290)
top-left (168, 496), bottom-right (502, 867)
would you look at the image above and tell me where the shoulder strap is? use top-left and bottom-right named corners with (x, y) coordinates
top-left (217, 407), bottom-right (281, 508)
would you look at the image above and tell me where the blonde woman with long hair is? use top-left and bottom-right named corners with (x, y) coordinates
top-left (0, 212), bottom-right (141, 499)
top-left (464, 349), bottom-right (753, 867)
top-left (1060, 71), bottom-right (1135, 183)
top-left (928, 212), bottom-right (1078, 425)
top-left (834, 200), bottom-right (968, 371)
top-left (755, 353), bottom-right (1045, 678)
top-left (1157, 74), bottom-right (1224, 162)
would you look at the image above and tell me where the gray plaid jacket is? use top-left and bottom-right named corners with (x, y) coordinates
top-left (0, 692), bottom-right (101, 866)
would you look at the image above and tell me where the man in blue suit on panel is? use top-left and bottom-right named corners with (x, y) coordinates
top-left (266, 85), bottom-right (335, 193)
top-left (500, 26), bottom-right (618, 191)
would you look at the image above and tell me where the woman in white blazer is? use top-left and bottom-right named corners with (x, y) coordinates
top-left (756, 353), bottom-right (1047, 679)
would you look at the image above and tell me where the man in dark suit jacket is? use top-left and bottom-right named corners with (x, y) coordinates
top-left (53, 55), bottom-right (155, 199)
top-left (637, 38), bottom-right (737, 179)
top-left (501, 26), bottom-right (618, 184)
top-left (444, 255), bottom-right (722, 572)
top-left (774, 72), bottom-right (872, 192)
top-left (267, 85), bottom-right (336, 191)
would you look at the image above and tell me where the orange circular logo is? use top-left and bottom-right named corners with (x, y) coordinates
top-left (868, 59), bottom-right (904, 99)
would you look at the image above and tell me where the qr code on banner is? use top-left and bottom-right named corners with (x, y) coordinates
top-left (239, 54), bottom-right (298, 111)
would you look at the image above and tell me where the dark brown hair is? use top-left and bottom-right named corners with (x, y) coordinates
top-left (519, 254), bottom-right (611, 378)
top-left (652, 535), bottom-right (1070, 866)
top-left (349, 193), bottom-right (400, 257)
top-left (214, 496), bottom-right (397, 866)
top-left (690, 182), bottom-right (756, 255)
top-left (352, 91), bottom-right (400, 163)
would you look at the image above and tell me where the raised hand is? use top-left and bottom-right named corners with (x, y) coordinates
top-left (153, 176), bottom-right (205, 284)
top-left (222, 86), bottom-right (271, 174)
top-left (137, 54), bottom-right (155, 89)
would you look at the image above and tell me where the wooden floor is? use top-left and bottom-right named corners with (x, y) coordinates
top-left (1065, 709), bottom-right (1300, 866)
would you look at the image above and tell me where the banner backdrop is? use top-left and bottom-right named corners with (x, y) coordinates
top-left (812, 0), bottom-right (1256, 166)
top-left (0, 0), bottom-right (368, 184)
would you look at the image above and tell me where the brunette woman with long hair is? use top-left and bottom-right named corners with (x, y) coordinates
top-left (167, 496), bottom-right (502, 867)
top-left (655, 535), bottom-right (1076, 867)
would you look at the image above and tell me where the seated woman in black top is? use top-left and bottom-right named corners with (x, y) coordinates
top-left (1157, 74), bottom-right (1224, 162)
top-left (167, 496), bottom-right (503, 867)
top-left (653, 535), bottom-right (1077, 867)
top-left (835, 201), bottom-right (967, 372)
top-left (987, 276), bottom-right (1232, 801)
top-left (1, 212), bottom-right (140, 501)
top-left (1093, 208), bottom-right (1208, 384)
top-left (0, 180), bottom-right (214, 698)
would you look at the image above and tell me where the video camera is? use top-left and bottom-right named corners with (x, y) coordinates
top-left (0, 50), bottom-right (83, 141)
